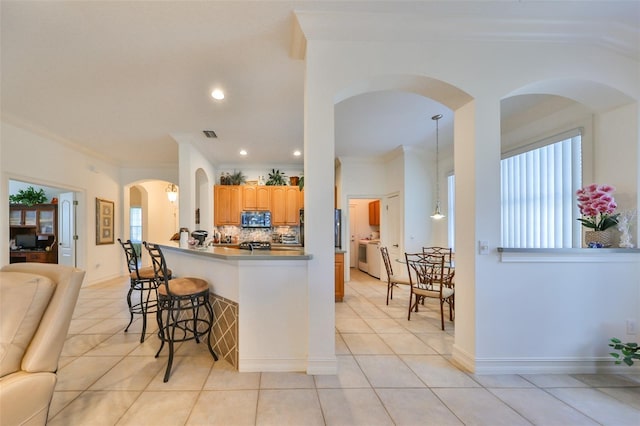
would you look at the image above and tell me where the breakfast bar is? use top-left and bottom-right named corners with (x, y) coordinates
top-left (158, 243), bottom-right (312, 372)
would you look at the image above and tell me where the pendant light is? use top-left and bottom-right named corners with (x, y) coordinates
top-left (166, 183), bottom-right (178, 203)
top-left (430, 114), bottom-right (445, 220)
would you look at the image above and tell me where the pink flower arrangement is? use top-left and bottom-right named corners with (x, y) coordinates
top-left (576, 184), bottom-right (620, 231)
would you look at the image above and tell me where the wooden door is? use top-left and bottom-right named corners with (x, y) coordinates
top-left (244, 186), bottom-right (270, 210)
top-left (386, 194), bottom-right (401, 265)
top-left (243, 186), bottom-right (257, 210)
top-left (334, 252), bottom-right (344, 302)
top-left (369, 200), bottom-right (380, 225)
top-left (270, 186), bottom-right (286, 225)
top-left (256, 186), bottom-right (270, 210)
top-left (214, 185), bottom-right (242, 225)
top-left (269, 186), bottom-right (299, 226)
top-left (284, 187), bottom-right (300, 225)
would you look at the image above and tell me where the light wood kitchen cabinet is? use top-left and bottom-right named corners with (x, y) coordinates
top-left (369, 200), bottom-right (380, 226)
top-left (242, 185), bottom-right (270, 210)
top-left (271, 186), bottom-right (300, 226)
top-left (335, 252), bottom-right (344, 302)
top-left (214, 185), bottom-right (242, 226)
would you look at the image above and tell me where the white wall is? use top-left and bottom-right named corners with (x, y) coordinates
top-left (176, 140), bottom-right (216, 235)
top-left (1, 121), bottom-right (186, 285)
top-left (1, 121), bottom-right (119, 284)
top-left (403, 146), bottom-right (430, 253)
top-left (299, 26), bottom-right (639, 373)
top-left (594, 103), bottom-right (639, 217)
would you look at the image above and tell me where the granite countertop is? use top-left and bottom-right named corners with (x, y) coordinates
top-left (211, 243), bottom-right (303, 249)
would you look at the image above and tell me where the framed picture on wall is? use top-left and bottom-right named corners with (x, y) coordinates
top-left (96, 197), bottom-right (114, 245)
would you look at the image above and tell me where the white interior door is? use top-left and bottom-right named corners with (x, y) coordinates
top-left (349, 204), bottom-right (357, 267)
top-left (58, 191), bottom-right (76, 267)
top-left (386, 194), bottom-right (402, 270)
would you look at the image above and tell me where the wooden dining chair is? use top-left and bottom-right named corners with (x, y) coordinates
top-left (380, 246), bottom-right (411, 305)
top-left (405, 252), bottom-right (455, 330)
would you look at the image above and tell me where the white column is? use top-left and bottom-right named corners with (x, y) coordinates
top-left (452, 95), bottom-right (502, 371)
top-left (304, 43), bottom-right (337, 374)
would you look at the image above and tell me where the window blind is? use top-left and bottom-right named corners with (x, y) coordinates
top-left (500, 134), bottom-right (582, 248)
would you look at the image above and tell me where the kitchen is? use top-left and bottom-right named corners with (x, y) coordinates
top-left (156, 168), bottom-right (348, 372)
top-left (350, 198), bottom-right (381, 280)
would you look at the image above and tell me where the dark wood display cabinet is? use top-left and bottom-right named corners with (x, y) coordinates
top-left (9, 203), bottom-right (58, 264)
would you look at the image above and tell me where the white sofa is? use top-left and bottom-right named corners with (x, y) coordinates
top-left (0, 263), bottom-right (85, 426)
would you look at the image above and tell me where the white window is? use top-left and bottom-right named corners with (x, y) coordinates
top-left (501, 131), bottom-right (582, 248)
top-left (130, 207), bottom-right (142, 243)
top-left (447, 131), bottom-right (582, 249)
top-left (447, 174), bottom-right (455, 252)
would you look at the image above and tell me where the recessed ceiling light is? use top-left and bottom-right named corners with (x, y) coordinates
top-left (293, 150), bottom-right (301, 156)
top-left (211, 89), bottom-right (225, 100)
top-left (239, 149), bottom-right (247, 156)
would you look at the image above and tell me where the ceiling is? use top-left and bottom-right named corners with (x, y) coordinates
top-left (2, 1), bottom-right (638, 169)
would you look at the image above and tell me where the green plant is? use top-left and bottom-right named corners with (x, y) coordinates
top-left (298, 175), bottom-right (304, 191)
top-left (228, 170), bottom-right (246, 185)
top-left (609, 338), bottom-right (640, 366)
top-left (265, 169), bottom-right (287, 186)
top-left (9, 186), bottom-right (47, 206)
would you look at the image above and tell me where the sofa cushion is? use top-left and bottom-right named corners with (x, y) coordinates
top-left (0, 272), bottom-right (55, 377)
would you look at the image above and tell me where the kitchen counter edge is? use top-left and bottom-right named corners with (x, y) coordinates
top-left (159, 243), bottom-right (312, 260)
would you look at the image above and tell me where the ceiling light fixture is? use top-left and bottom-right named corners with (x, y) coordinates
top-left (166, 183), bottom-right (178, 203)
top-left (293, 150), bottom-right (301, 156)
top-left (430, 114), bottom-right (445, 220)
top-left (211, 89), bottom-right (225, 100)
top-left (239, 149), bottom-right (247, 156)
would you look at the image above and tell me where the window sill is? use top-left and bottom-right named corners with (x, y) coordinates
top-left (497, 247), bottom-right (640, 263)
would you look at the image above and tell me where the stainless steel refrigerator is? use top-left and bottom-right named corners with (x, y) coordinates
top-left (300, 208), bottom-right (341, 248)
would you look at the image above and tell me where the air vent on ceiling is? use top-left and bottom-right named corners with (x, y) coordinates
top-left (203, 130), bottom-right (218, 138)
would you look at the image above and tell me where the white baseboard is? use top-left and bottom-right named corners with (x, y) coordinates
top-left (452, 347), bottom-right (640, 374)
top-left (238, 357), bottom-right (308, 373)
top-left (306, 356), bottom-right (338, 375)
top-left (238, 356), bottom-right (338, 374)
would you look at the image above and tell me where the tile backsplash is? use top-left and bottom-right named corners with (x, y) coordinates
top-left (215, 226), bottom-right (300, 244)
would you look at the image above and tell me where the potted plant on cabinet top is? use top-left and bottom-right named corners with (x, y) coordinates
top-left (229, 171), bottom-right (246, 185)
top-left (9, 186), bottom-right (48, 206)
top-left (265, 169), bottom-right (287, 186)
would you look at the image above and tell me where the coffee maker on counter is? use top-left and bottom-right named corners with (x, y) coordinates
top-left (191, 230), bottom-right (208, 246)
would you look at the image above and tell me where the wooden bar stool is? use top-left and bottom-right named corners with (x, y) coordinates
top-left (144, 242), bottom-right (218, 382)
top-left (118, 239), bottom-right (171, 343)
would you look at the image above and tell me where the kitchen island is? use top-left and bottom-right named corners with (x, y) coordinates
top-left (158, 243), bottom-right (312, 372)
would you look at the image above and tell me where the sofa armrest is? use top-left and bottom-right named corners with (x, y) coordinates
top-left (1, 263), bottom-right (85, 373)
top-left (0, 371), bottom-right (57, 426)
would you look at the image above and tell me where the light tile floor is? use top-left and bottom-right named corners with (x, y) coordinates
top-left (49, 269), bottom-right (640, 425)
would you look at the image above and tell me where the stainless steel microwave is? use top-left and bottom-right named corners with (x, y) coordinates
top-left (241, 211), bottom-right (272, 228)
